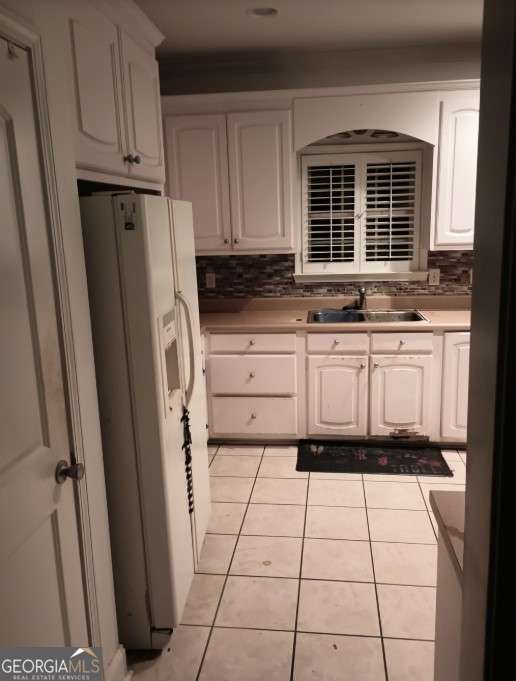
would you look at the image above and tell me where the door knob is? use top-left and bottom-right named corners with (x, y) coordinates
top-left (55, 460), bottom-right (85, 484)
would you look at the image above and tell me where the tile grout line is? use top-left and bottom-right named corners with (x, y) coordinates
top-left (182, 622), bottom-right (435, 643)
top-left (193, 571), bottom-right (437, 589)
top-left (195, 445), bottom-right (266, 681)
top-left (289, 469), bottom-right (310, 681)
top-left (361, 473), bottom-right (390, 681)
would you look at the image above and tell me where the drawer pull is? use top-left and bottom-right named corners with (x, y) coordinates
top-left (249, 339), bottom-right (256, 346)
top-left (250, 412), bottom-right (257, 420)
top-left (249, 372), bottom-right (256, 378)
top-left (399, 339), bottom-right (406, 347)
top-left (373, 362), bottom-right (379, 368)
top-left (333, 339), bottom-right (340, 345)
top-left (360, 363), bottom-right (366, 369)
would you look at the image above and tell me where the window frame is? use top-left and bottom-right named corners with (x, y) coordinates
top-left (298, 144), bottom-right (428, 281)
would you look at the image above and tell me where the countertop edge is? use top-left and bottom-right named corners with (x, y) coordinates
top-left (430, 489), bottom-right (465, 582)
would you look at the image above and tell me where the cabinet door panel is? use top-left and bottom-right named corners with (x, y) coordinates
top-left (435, 91), bottom-right (480, 249)
top-left (370, 356), bottom-right (433, 436)
top-left (121, 31), bottom-right (165, 182)
top-left (441, 332), bottom-right (470, 440)
top-left (165, 114), bottom-right (231, 251)
top-left (308, 356), bottom-right (368, 436)
top-left (228, 110), bottom-right (293, 251)
top-left (70, 5), bottom-right (126, 175)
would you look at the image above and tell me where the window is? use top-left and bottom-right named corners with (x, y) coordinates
top-left (301, 150), bottom-right (423, 278)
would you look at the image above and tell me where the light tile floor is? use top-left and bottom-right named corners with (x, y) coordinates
top-left (131, 446), bottom-right (466, 681)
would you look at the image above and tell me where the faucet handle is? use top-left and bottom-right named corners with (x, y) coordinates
top-left (358, 286), bottom-right (366, 294)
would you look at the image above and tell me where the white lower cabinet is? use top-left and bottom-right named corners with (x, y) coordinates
top-left (308, 356), bottom-right (368, 436)
top-left (205, 330), bottom-right (466, 441)
top-left (441, 332), bottom-right (470, 440)
top-left (370, 355), bottom-right (434, 436)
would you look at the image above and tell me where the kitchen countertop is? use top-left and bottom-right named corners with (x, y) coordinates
top-left (430, 489), bottom-right (465, 580)
top-left (200, 308), bottom-right (471, 333)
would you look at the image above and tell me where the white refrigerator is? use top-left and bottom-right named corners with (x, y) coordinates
top-left (80, 193), bottom-right (210, 649)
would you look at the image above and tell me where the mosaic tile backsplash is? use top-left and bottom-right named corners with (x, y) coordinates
top-left (196, 251), bottom-right (473, 298)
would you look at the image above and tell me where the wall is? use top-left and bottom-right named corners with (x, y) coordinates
top-left (197, 251), bottom-right (473, 298)
top-left (159, 43), bottom-right (481, 95)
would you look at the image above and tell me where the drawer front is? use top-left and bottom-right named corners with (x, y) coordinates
top-left (371, 332), bottom-right (434, 354)
top-left (307, 333), bottom-right (369, 355)
top-left (209, 355), bottom-right (297, 395)
top-left (209, 333), bottom-right (296, 354)
top-left (210, 396), bottom-right (298, 437)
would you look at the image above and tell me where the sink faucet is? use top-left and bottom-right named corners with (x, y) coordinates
top-left (343, 286), bottom-right (367, 311)
top-left (357, 286), bottom-right (367, 310)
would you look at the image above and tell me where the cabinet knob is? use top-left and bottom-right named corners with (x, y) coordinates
top-left (250, 412), bottom-right (257, 420)
top-left (233, 238), bottom-right (239, 244)
top-left (333, 339), bottom-right (340, 345)
top-left (399, 339), bottom-right (406, 346)
top-left (124, 153), bottom-right (135, 164)
top-left (133, 154), bottom-right (142, 164)
top-left (373, 362), bottom-right (379, 368)
top-left (249, 339), bottom-right (256, 346)
top-left (249, 372), bottom-right (256, 378)
top-left (223, 238), bottom-right (230, 244)
top-left (360, 363), bottom-right (366, 369)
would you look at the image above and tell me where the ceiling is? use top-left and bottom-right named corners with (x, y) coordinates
top-left (135, 0), bottom-right (483, 56)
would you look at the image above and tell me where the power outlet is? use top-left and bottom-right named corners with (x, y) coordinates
top-left (428, 268), bottom-right (440, 286)
top-left (205, 271), bottom-right (216, 289)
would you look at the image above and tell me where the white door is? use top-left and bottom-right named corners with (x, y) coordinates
top-left (0, 39), bottom-right (88, 645)
top-left (370, 356), bottom-right (433, 436)
top-left (169, 200), bottom-right (211, 565)
top-left (69, 2), bottom-right (127, 176)
top-left (441, 332), bottom-right (470, 441)
top-left (227, 110), bottom-right (293, 250)
top-left (165, 114), bottom-right (232, 252)
top-left (120, 31), bottom-right (165, 182)
top-left (308, 356), bottom-right (368, 436)
top-left (434, 90), bottom-right (480, 249)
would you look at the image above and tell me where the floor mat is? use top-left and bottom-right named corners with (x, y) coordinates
top-left (297, 439), bottom-right (453, 477)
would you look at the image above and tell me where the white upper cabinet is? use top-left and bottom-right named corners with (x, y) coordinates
top-left (165, 114), bottom-right (232, 251)
top-left (70, 4), bottom-right (165, 183)
top-left (163, 109), bottom-right (294, 253)
top-left (69, 3), bottom-right (126, 176)
top-left (120, 31), bottom-right (165, 182)
top-left (227, 110), bottom-right (293, 251)
top-left (370, 355), bottom-right (433, 436)
top-left (308, 356), bottom-right (368, 436)
top-left (441, 332), bottom-right (470, 441)
top-left (434, 90), bottom-right (480, 249)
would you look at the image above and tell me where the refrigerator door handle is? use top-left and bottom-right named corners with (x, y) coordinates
top-left (176, 290), bottom-right (196, 407)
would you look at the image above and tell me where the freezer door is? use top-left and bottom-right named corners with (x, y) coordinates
top-left (115, 194), bottom-right (194, 632)
top-left (169, 199), bottom-right (211, 563)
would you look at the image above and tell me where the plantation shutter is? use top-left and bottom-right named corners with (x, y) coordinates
top-left (305, 162), bottom-right (356, 264)
top-left (364, 160), bottom-right (418, 263)
top-left (302, 150), bottom-right (421, 274)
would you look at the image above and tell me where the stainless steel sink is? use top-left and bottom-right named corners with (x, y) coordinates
top-left (307, 309), bottom-right (428, 323)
